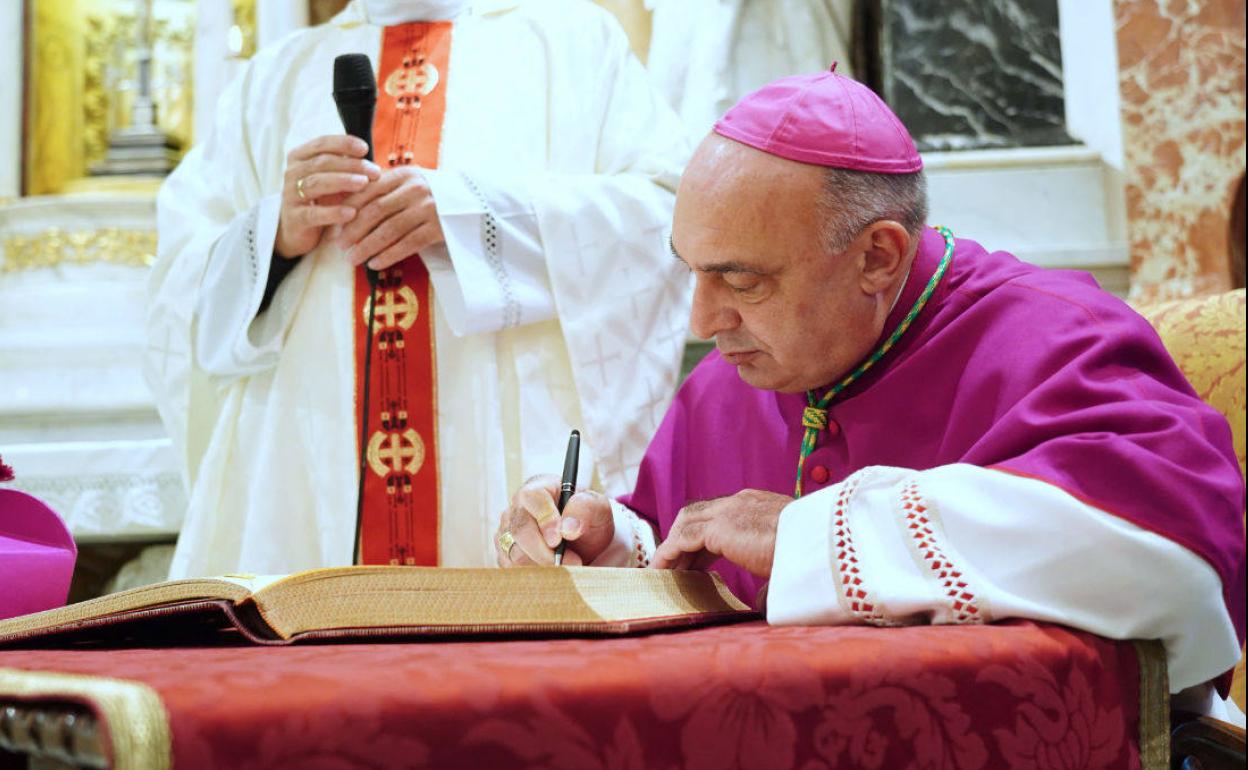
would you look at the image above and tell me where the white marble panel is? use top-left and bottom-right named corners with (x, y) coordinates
top-left (3, 439), bottom-right (184, 542)
top-left (925, 146), bottom-right (1130, 295)
top-left (1058, 0), bottom-right (1125, 171)
top-left (0, 193), bottom-right (186, 540)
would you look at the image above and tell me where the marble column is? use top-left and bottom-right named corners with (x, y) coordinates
top-left (871, 0), bottom-right (1072, 151)
top-left (0, 2), bottom-right (22, 197)
top-left (1114, 0), bottom-right (1246, 301)
top-left (193, 0), bottom-right (243, 144)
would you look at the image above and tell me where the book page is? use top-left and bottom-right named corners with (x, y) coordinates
top-left (249, 566), bottom-right (751, 639)
top-left (568, 568), bottom-right (749, 620)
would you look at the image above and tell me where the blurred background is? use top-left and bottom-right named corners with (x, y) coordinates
top-left (0, 0), bottom-right (1243, 597)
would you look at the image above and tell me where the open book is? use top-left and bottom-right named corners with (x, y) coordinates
top-left (0, 566), bottom-right (755, 646)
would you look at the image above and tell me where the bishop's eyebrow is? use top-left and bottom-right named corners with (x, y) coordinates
top-left (669, 237), bottom-right (769, 275)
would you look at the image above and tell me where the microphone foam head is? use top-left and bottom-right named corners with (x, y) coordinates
top-left (333, 53), bottom-right (376, 97)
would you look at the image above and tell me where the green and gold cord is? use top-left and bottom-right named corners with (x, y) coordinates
top-left (794, 226), bottom-right (954, 497)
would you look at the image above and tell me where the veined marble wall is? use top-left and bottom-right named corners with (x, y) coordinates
top-left (876, 0), bottom-right (1073, 151)
top-left (1115, 0), bottom-right (1246, 301)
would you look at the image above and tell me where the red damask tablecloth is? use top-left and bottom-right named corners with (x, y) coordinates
top-left (0, 620), bottom-right (1162, 770)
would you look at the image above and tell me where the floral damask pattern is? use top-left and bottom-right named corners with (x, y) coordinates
top-left (646, 636), bottom-right (827, 770)
top-left (1139, 290), bottom-right (1246, 479)
top-left (0, 621), bottom-right (1147, 770)
top-left (809, 669), bottom-right (988, 770)
top-left (1138, 288), bottom-right (1246, 711)
top-left (980, 660), bottom-right (1127, 769)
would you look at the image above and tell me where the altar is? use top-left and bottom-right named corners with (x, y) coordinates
top-left (0, 621), bottom-right (1169, 770)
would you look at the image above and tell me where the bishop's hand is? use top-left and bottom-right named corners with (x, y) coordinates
top-left (275, 135), bottom-right (380, 259)
top-left (651, 490), bottom-right (790, 577)
top-left (496, 475), bottom-right (615, 567)
top-left (334, 166), bottom-right (446, 271)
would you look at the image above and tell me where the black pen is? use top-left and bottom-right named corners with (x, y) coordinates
top-left (552, 430), bottom-right (581, 566)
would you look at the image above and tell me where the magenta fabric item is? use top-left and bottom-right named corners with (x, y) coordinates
top-left (712, 66), bottom-right (923, 173)
top-left (620, 228), bottom-right (1246, 688)
top-left (0, 489), bottom-right (77, 620)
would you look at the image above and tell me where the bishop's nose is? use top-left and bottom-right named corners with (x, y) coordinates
top-left (689, 278), bottom-right (740, 341)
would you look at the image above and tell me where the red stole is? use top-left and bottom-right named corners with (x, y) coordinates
top-left (354, 22), bottom-right (452, 566)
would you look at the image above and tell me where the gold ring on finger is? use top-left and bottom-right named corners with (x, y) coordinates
top-left (296, 177), bottom-right (308, 200)
top-left (497, 529), bottom-right (517, 558)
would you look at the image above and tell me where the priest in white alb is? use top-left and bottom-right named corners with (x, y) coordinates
top-left (147, 0), bottom-right (691, 577)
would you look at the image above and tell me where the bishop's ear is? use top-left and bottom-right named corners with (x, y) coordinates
top-left (857, 220), bottom-right (912, 296)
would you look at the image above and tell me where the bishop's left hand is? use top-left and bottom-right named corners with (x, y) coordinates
top-left (334, 166), bottom-right (446, 271)
top-left (651, 490), bottom-right (791, 577)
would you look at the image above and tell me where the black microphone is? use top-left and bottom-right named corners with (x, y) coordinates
top-left (333, 53), bottom-right (376, 164)
top-left (335, 53), bottom-right (380, 566)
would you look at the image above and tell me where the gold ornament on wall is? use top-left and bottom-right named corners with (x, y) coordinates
top-left (1, 228), bottom-right (158, 274)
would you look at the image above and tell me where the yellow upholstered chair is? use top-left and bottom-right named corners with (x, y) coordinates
top-left (1139, 289), bottom-right (1246, 710)
top-left (1138, 289), bottom-right (1246, 768)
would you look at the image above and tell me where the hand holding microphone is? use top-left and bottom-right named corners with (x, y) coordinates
top-left (275, 135), bottom-right (381, 259)
top-left (277, 53), bottom-right (446, 271)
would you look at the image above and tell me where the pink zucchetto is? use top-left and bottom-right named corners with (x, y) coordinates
top-left (713, 64), bottom-right (923, 174)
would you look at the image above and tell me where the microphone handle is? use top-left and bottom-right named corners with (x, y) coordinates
top-left (337, 101), bottom-right (377, 280)
top-left (335, 99), bottom-right (378, 274)
top-left (335, 96), bottom-right (376, 163)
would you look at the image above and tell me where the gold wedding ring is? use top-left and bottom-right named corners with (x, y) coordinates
top-left (296, 177), bottom-right (308, 200)
top-left (497, 529), bottom-right (517, 557)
